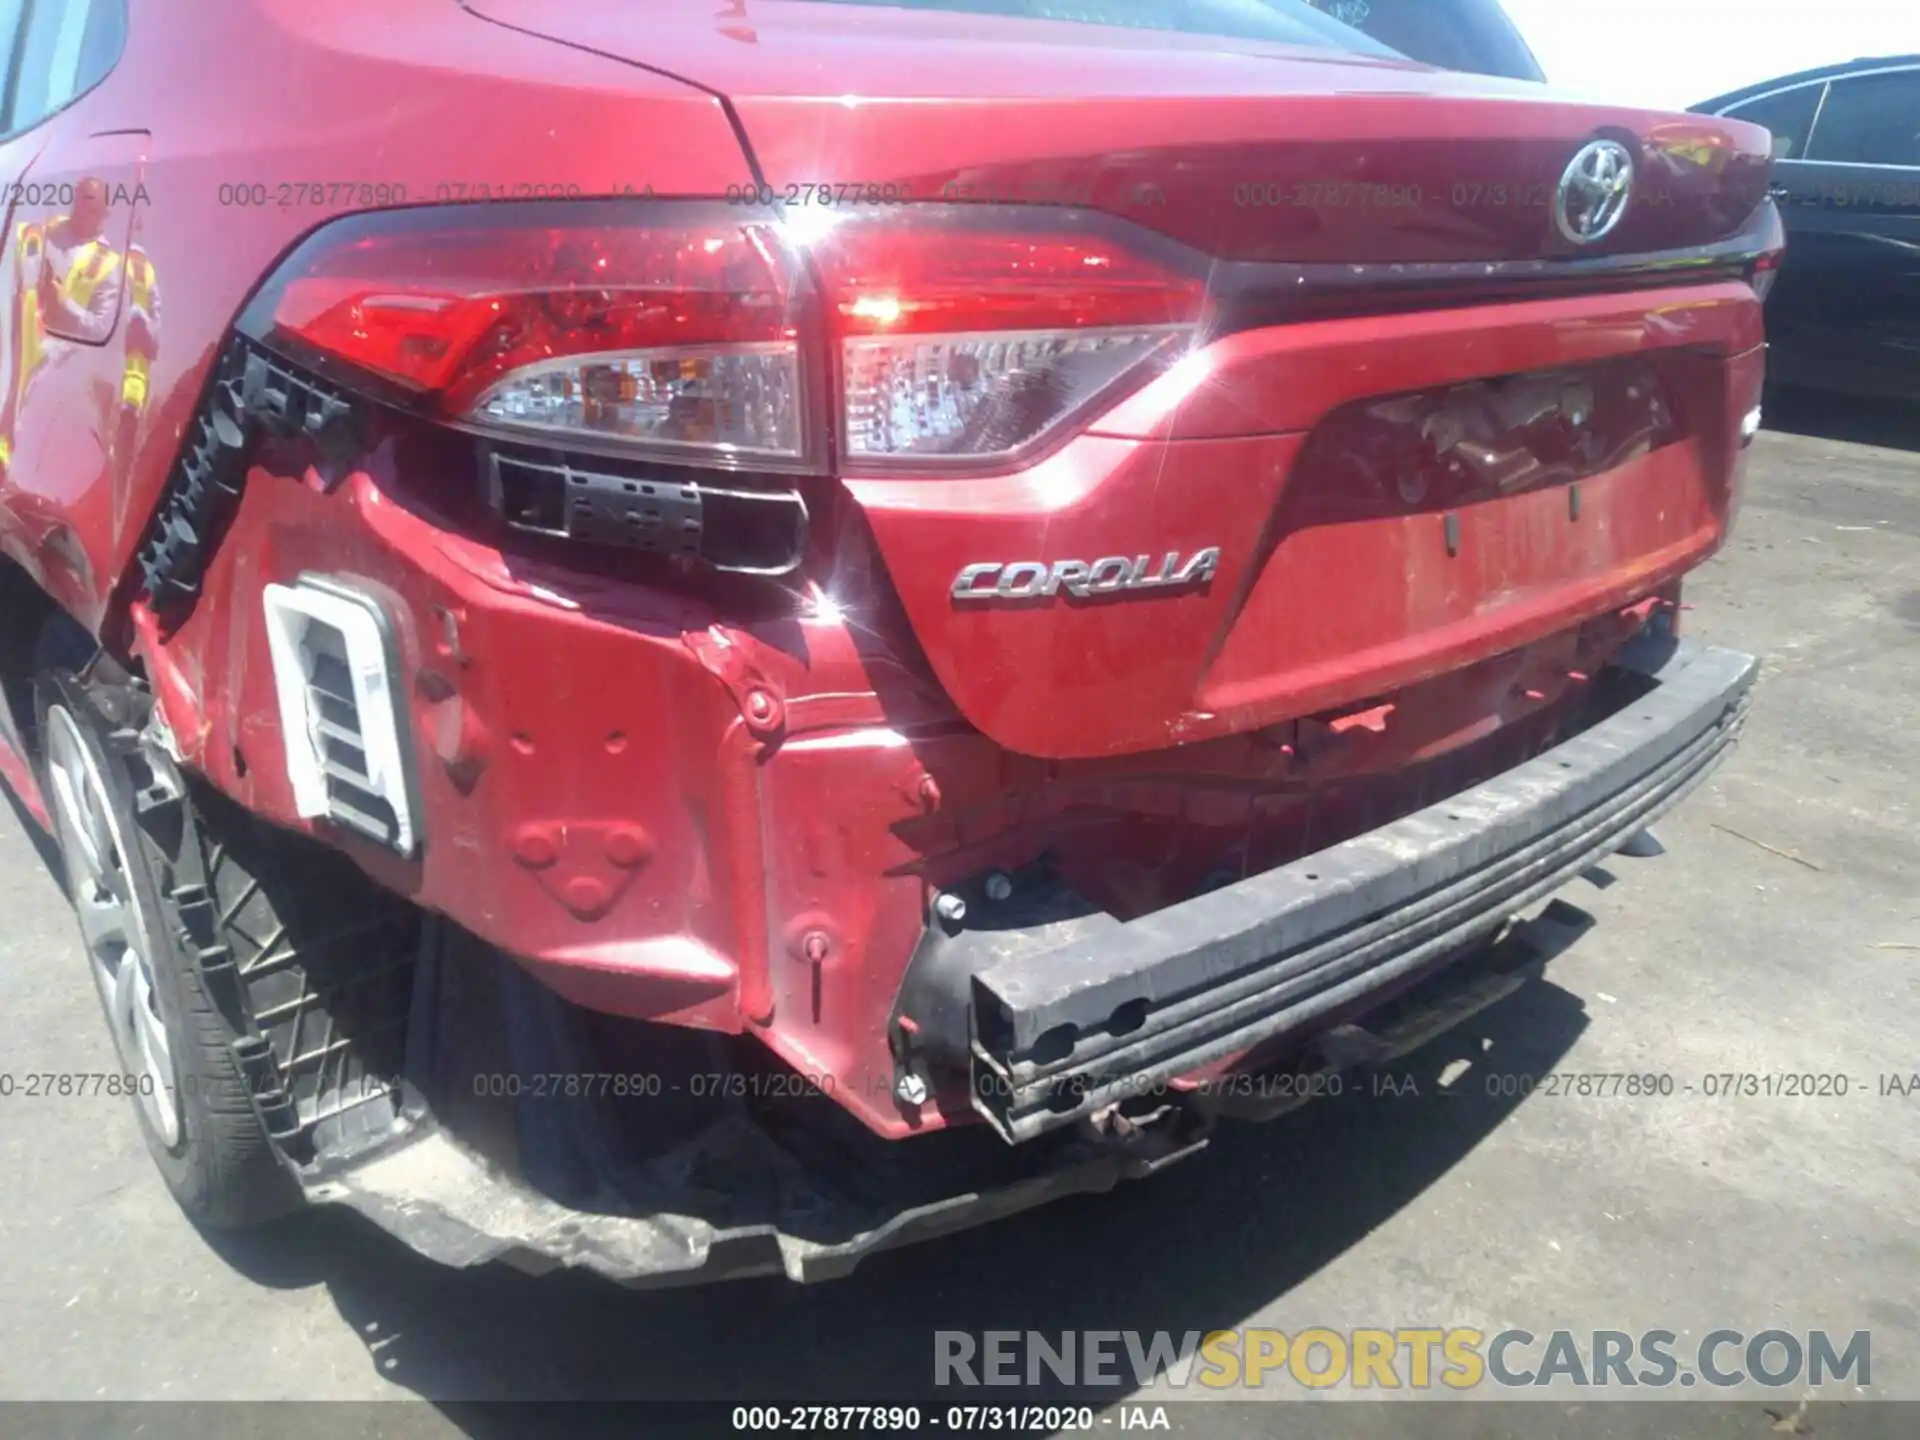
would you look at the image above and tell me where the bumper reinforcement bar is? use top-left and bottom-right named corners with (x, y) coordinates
top-left (968, 636), bottom-right (1759, 1143)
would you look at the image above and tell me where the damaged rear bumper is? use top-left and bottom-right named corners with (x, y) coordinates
top-left (307, 919), bottom-right (1559, 1288)
top-left (307, 1117), bottom-right (1166, 1288)
top-left (960, 635), bottom-right (1756, 1141)
top-left (296, 634), bottom-right (1753, 1287)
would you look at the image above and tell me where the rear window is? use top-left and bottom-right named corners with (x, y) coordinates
top-left (1303, 0), bottom-right (1541, 78)
top-left (801, 0), bottom-right (1544, 78)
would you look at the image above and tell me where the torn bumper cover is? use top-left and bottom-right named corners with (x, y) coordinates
top-left (306, 1118), bottom-right (1177, 1288)
top-left (966, 636), bottom-right (1757, 1142)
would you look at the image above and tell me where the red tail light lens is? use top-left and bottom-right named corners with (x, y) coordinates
top-left (806, 209), bottom-right (1207, 337)
top-left (1745, 198), bottom-right (1787, 302)
top-left (239, 201), bottom-right (1210, 474)
top-left (241, 201), bottom-right (815, 464)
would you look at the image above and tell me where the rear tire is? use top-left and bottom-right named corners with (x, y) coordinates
top-left (36, 634), bottom-right (421, 1230)
top-left (37, 681), bottom-right (300, 1229)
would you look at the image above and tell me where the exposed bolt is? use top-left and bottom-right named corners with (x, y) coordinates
top-left (932, 892), bottom-right (968, 925)
top-left (745, 689), bottom-right (776, 723)
top-left (894, 1071), bottom-right (930, 1106)
top-left (983, 871), bottom-right (1013, 903)
top-left (801, 930), bottom-right (831, 963)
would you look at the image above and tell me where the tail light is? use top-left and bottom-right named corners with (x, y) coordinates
top-left (237, 201), bottom-right (818, 469)
top-left (1744, 198), bottom-right (1787, 302)
top-left (806, 207), bottom-right (1208, 464)
top-left (236, 199), bottom-right (1210, 477)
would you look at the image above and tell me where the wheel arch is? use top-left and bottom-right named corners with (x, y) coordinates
top-left (0, 555), bottom-right (106, 763)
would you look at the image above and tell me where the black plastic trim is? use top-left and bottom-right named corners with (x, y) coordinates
top-left (134, 338), bottom-right (364, 623)
top-left (1202, 200), bottom-right (1783, 331)
top-left (485, 447), bottom-right (811, 576)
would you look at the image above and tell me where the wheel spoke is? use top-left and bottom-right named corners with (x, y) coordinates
top-left (76, 772), bottom-right (115, 877)
top-left (109, 948), bottom-right (141, 1057)
top-left (48, 756), bottom-right (107, 884)
top-left (75, 888), bottom-right (132, 956)
top-left (127, 954), bottom-right (180, 1147)
top-left (131, 959), bottom-right (175, 1082)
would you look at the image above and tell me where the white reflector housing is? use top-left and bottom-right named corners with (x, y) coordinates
top-left (262, 581), bottom-right (416, 856)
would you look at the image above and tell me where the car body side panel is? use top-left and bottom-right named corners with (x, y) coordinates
top-left (0, 130), bottom-right (151, 635)
top-left (0, 0), bottom-right (749, 648)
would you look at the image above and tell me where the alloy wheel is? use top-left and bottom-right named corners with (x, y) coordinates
top-left (43, 705), bottom-right (183, 1148)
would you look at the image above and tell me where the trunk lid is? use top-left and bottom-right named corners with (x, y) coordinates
top-left (466, 0), bottom-right (1772, 262)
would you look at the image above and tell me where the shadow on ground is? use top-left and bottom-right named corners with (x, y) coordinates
top-left (1763, 386), bottom-right (1920, 453)
top-left (190, 972), bottom-right (1590, 1424)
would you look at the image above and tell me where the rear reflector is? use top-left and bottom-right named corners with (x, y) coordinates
top-left (261, 581), bottom-right (416, 856)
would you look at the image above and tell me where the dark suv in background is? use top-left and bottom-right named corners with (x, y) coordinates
top-left (1697, 57), bottom-right (1920, 401)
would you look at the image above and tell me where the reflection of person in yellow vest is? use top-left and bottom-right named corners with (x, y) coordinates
top-left (41, 179), bottom-right (121, 345)
top-left (0, 180), bottom-right (143, 473)
top-left (112, 240), bottom-right (159, 472)
top-left (0, 219), bottom-right (46, 471)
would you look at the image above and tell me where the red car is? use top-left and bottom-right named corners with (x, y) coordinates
top-left (0, 0), bottom-right (1777, 1284)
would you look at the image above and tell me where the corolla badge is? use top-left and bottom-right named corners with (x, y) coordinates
top-left (951, 549), bottom-right (1222, 602)
top-left (1555, 139), bottom-right (1635, 245)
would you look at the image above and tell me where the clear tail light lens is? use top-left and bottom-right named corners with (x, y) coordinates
top-left (474, 347), bottom-right (803, 455)
top-left (841, 328), bottom-right (1186, 458)
top-left (803, 206), bottom-right (1210, 466)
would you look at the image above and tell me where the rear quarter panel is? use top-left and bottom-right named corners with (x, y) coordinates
top-left (0, 0), bottom-right (748, 640)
